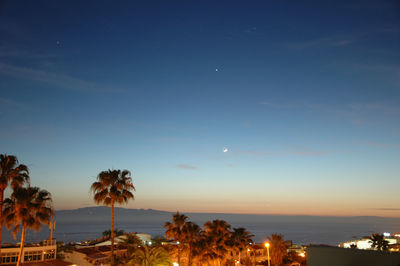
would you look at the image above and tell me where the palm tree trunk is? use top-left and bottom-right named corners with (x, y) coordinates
top-left (111, 202), bottom-right (115, 266)
top-left (17, 226), bottom-right (26, 266)
top-left (177, 244), bottom-right (181, 265)
top-left (188, 244), bottom-right (192, 266)
top-left (0, 189), bottom-right (3, 261)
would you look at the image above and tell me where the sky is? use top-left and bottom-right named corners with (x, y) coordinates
top-left (0, 0), bottom-right (399, 217)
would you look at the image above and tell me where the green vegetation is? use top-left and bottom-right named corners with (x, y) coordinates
top-left (102, 228), bottom-right (126, 238)
top-left (121, 232), bottom-right (143, 254)
top-left (164, 212), bottom-right (188, 265)
top-left (267, 233), bottom-right (290, 266)
top-left (163, 213), bottom-right (255, 266)
top-left (127, 246), bottom-right (173, 266)
top-left (0, 154), bottom-right (53, 266)
top-left (3, 186), bottom-right (54, 266)
top-left (0, 154), bottom-right (30, 249)
top-left (90, 169), bottom-right (135, 265)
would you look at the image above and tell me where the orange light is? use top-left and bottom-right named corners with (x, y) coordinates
top-left (265, 242), bottom-right (270, 248)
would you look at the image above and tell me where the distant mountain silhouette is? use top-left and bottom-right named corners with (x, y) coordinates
top-left (55, 206), bottom-right (400, 225)
top-left (56, 206), bottom-right (173, 224)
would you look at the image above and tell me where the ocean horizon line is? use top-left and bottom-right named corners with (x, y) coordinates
top-left (55, 206), bottom-right (400, 219)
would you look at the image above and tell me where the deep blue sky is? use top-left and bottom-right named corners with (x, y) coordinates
top-left (1, 0), bottom-right (399, 216)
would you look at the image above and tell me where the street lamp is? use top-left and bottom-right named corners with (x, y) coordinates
top-left (264, 242), bottom-right (270, 266)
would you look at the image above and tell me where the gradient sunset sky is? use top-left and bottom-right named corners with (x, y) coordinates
top-left (1, 1), bottom-right (399, 217)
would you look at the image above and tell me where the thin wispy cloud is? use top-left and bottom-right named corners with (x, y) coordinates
top-left (361, 141), bottom-right (400, 149)
top-left (370, 208), bottom-right (400, 211)
top-left (175, 164), bottom-right (197, 170)
top-left (288, 149), bottom-right (325, 156)
top-left (0, 45), bottom-right (57, 59)
top-left (286, 35), bottom-right (358, 50)
top-left (260, 100), bottom-right (400, 128)
top-left (0, 97), bottom-right (24, 107)
top-left (286, 28), bottom-right (395, 51)
top-left (349, 103), bottom-right (400, 115)
top-left (230, 147), bottom-right (328, 158)
top-left (0, 63), bottom-right (124, 93)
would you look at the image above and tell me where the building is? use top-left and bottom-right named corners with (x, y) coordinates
top-left (1, 240), bottom-right (57, 265)
top-left (63, 245), bottom-right (127, 266)
top-left (339, 236), bottom-right (398, 250)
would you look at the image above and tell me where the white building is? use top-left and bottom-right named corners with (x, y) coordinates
top-left (340, 237), bottom-right (398, 250)
top-left (0, 239), bottom-right (57, 264)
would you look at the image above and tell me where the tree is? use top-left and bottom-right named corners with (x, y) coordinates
top-left (91, 169), bottom-right (135, 265)
top-left (127, 246), bottom-right (173, 266)
top-left (369, 233), bottom-right (389, 251)
top-left (102, 228), bottom-right (125, 238)
top-left (3, 186), bottom-right (54, 266)
top-left (267, 234), bottom-right (290, 266)
top-left (164, 212), bottom-right (188, 265)
top-left (203, 219), bottom-right (232, 266)
top-left (122, 232), bottom-right (143, 254)
top-left (229, 227), bottom-right (254, 264)
top-left (182, 221), bottom-right (202, 266)
top-left (0, 154), bottom-right (30, 249)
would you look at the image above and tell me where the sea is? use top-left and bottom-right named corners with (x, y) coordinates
top-left (3, 207), bottom-right (400, 246)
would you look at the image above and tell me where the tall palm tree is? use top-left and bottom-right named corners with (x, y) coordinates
top-left (203, 219), bottom-right (232, 266)
top-left (182, 221), bottom-right (202, 266)
top-left (229, 227), bottom-right (254, 264)
top-left (0, 154), bottom-right (30, 249)
top-left (369, 233), bottom-right (389, 251)
top-left (267, 233), bottom-right (290, 266)
top-left (164, 212), bottom-right (188, 265)
top-left (127, 246), bottom-right (173, 266)
top-left (3, 186), bottom-right (53, 266)
top-left (91, 169), bottom-right (135, 265)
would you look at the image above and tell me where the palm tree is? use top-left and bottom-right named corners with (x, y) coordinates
top-left (369, 233), bottom-right (389, 251)
top-left (191, 233), bottom-right (209, 266)
top-left (229, 227), bottom-right (254, 264)
top-left (182, 221), bottom-right (202, 266)
top-left (3, 186), bottom-right (54, 266)
top-left (127, 246), bottom-right (173, 266)
top-left (0, 154), bottom-right (30, 249)
top-left (267, 233), bottom-right (290, 266)
top-left (122, 232), bottom-right (143, 254)
top-left (164, 212), bottom-right (188, 265)
top-left (91, 169), bottom-right (135, 265)
top-left (203, 219), bottom-right (232, 266)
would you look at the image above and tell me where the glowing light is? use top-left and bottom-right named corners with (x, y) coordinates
top-left (173, 263), bottom-right (179, 266)
top-left (265, 242), bottom-right (270, 248)
top-left (299, 252), bottom-right (305, 257)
